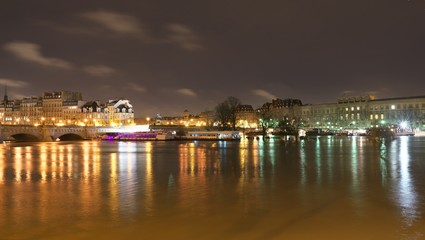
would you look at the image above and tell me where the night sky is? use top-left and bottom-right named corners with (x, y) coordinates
top-left (1, 0), bottom-right (425, 117)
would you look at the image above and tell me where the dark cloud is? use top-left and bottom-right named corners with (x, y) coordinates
top-left (1, 0), bottom-right (424, 116)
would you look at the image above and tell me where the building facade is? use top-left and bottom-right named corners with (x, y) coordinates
top-left (286, 95), bottom-right (425, 130)
top-left (0, 90), bottom-right (135, 126)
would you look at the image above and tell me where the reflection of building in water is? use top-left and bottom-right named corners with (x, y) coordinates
top-left (237, 140), bottom-right (269, 212)
top-left (392, 137), bottom-right (418, 228)
top-left (0, 142), bottom-right (109, 227)
top-left (117, 142), bottom-right (138, 215)
top-left (144, 142), bottom-right (154, 215)
top-left (177, 143), bottom-right (211, 212)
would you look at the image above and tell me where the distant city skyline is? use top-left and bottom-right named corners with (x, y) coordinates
top-left (1, 0), bottom-right (425, 117)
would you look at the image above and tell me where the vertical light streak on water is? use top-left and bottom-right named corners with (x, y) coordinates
top-left (51, 144), bottom-right (58, 180)
top-left (190, 142), bottom-right (196, 176)
top-left (269, 139), bottom-right (275, 169)
top-left (0, 145), bottom-right (4, 183)
top-left (118, 142), bottom-right (138, 217)
top-left (92, 142), bottom-right (100, 180)
top-left (350, 137), bottom-right (365, 216)
top-left (81, 142), bottom-right (92, 217)
top-left (395, 137), bottom-right (418, 229)
top-left (239, 141), bottom-right (247, 179)
top-left (258, 140), bottom-right (264, 179)
top-left (238, 140), bottom-right (263, 213)
top-left (197, 145), bottom-right (207, 174)
top-left (145, 142), bottom-right (154, 216)
top-left (38, 144), bottom-right (49, 224)
top-left (25, 146), bottom-right (32, 181)
top-left (357, 138), bottom-right (365, 181)
top-left (14, 147), bottom-right (22, 182)
top-left (83, 141), bottom-right (90, 181)
top-left (379, 141), bottom-right (389, 185)
top-left (40, 145), bottom-right (47, 182)
top-left (351, 137), bottom-right (359, 190)
top-left (238, 141), bottom-right (249, 203)
top-left (253, 141), bottom-right (264, 177)
top-left (178, 143), bottom-right (188, 210)
top-left (196, 145), bottom-right (208, 214)
top-left (58, 145), bottom-right (64, 179)
top-left (300, 140), bottom-right (307, 186)
top-left (109, 152), bottom-right (119, 219)
top-left (252, 140), bottom-right (260, 179)
top-left (326, 136), bottom-right (333, 180)
top-left (315, 138), bottom-right (322, 183)
top-left (66, 145), bottom-right (73, 179)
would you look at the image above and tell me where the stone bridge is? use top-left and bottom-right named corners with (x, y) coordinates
top-left (0, 125), bottom-right (105, 142)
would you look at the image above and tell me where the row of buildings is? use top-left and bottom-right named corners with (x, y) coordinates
top-left (153, 95), bottom-right (425, 131)
top-left (0, 89), bottom-right (134, 126)
top-left (1, 87), bottom-right (425, 131)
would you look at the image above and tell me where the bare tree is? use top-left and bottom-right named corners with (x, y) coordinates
top-left (215, 102), bottom-right (230, 130)
top-left (226, 96), bottom-right (241, 130)
top-left (214, 96), bottom-right (241, 130)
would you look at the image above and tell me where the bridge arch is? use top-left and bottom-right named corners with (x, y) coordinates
top-left (57, 133), bottom-right (85, 141)
top-left (11, 133), bottom-right (41, 142)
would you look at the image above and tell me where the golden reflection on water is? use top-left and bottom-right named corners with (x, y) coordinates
top-left (0, 147), bottom-right (3, 183)
top-left (144, 141), bottom-right (154, 216)
top-left (0, 138), bottom-right (424, 239)
top-left (177, 142), bottom-right (211, 214)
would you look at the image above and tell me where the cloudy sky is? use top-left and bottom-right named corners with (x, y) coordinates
top-left (1, 0), bottom-right (425, 117)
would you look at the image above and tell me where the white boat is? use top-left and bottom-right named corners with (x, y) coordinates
top-left (101, 131), bottom-right (175, 141)
top-left (394, 131), bottom-right (415, 136)
top-left (179, 131), bottom-right (241, 141)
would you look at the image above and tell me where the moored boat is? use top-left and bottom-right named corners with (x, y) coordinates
top-left (177, 131), bottom-right (241, 141)
top-left (101, 131), bottom-right (175, 141)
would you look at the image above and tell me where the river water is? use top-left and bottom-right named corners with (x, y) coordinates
top-left (1, 136), bottom-right (425, 240)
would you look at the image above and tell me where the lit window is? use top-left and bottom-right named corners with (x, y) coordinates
top-left (381, 114), bottom-right (384, 119)
top-left (357, 106), bottom-right (360, 110)
top-left (391, 105), bottom-right (395, 110)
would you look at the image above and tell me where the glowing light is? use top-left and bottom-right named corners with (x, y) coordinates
top-left (400, 121), bottom-right (408, 129)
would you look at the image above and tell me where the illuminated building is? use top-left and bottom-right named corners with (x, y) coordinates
top-left (0, 89), bottom-right (135, 126)
top-left (235, 105), bottom-right (257, 129)
top-left (268, 95), bottom-right (425, 130)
